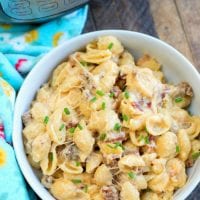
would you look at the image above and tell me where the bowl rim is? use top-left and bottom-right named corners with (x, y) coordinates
top-left (13, 30), bottom-right (200, 200)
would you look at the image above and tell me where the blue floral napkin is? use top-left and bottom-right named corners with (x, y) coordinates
top-left (0, 6), bottom-right (88, 200)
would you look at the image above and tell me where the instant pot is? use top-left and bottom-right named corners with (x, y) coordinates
top-left (0, 0), bottom-right (89, 23)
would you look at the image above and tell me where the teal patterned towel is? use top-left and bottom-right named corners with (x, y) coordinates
top-left (0, 6), bottom-right (88, 200)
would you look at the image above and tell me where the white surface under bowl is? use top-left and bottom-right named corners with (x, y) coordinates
top-left (13, 30), bottom-right (200, 200)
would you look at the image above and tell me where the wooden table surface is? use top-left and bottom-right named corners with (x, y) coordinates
top-left (83, 0), bottom-right (200, 199)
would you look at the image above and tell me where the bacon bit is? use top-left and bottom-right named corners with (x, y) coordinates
top-left (131, 102), bottom-right (143, 112)
top-left (161, 92), bottom-right (166, 99)
top-left (147, 102), bottom-right (152, 108)
top-left (124, 149), bottom-right (140, 156)
top-left (111, 86), bottom-right (122, 98)
top-left (149, 135), bottom-right (156, 141)
top-left (106, 132), bottom-right (126, 143)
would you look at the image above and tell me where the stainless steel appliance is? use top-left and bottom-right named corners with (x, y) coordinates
top-left (0, 0), bottom-right (89, 23)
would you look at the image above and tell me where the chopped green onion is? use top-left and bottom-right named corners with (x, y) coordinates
top-left (64, 107), bottom-right (70, 115)
top-left (108, 42), bottom-right (114, 50)
top-left (101, 102), bottom-right (106, 110)
top-left (71, 179), bottom-right (82, 184)
top-left (43, 116), bottom-right (49, 125)
top-left (114, 123), bottom-right (121, 131)
top-left (176, 145), bottom-right (180, 153)
top-left (69, 127), bottom-right (76, 134)
top-left (77, 124), bottom-right (83, 130)
top-left (192, 152), bottom-right (200, 160)
top-left (83, 185), bottom-right (88, 193)
top-left (49, 152), bottom-right (53, 162)
top-left (109, 92), bottom-right (114, 98)
top-left (124, 91), bottom-right (130, 99)
top-left (145, 127), bottom-right (149, 133)
top-left (114, 142), bottom-right (125, 150)
top-left (90, 96), bottom-right (97, 103)
top-left (144, 136), bottom-right (150, 144)
top-left (128, 172), bottom-right (136, 179)
top-left (138, 135), bottom-right (145, 142)
top-left (107, 144), bottom-right (114, 149)
top-left (100, 133), bottom-right (107, 141)
top-left (75, 161), bottom-right (81, 166)
top-left (107, 142), bottom-right (125, 150)
top-left (175, 97), bottom-right (183, 103)
top-left (59, 124), bottom-right (65, 131)
top-left (80, 61), bottom-right (87, 67)
top-left (139, 135), bottom-right (150, 144)
top-left (122, 114), bottom-right (129, 121)
top-left (96, 90), bottom-right (104, 96)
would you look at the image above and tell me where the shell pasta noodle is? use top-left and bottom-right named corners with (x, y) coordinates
top-left (23, 36), bottom-right (200, 200)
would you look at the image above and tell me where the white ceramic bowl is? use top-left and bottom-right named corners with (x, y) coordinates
top-left (13, 30), bottom-right (200, 200)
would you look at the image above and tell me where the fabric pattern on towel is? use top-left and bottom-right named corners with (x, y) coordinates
top-left (0, 5), bottom-right (88, 200)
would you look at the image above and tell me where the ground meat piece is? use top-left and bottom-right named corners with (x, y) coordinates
top-left (22, 111), bottom-right (32, 126)
top-left (172, 82), bottom-right (193, 100)
top-left (102, 185), bottom-right (119, 200)
top-left (67, 121), bottom-right (78, 129)
top-left (66, 144), bottom-right (79, 160)
top-left (186, 158), bottom-right (194, 168)
top-left (59, 143), bottom-right (79, 161)
top-left (177, 82), bottom-right (193, 97)
top-left (115, 75), bottom-right (126, 91)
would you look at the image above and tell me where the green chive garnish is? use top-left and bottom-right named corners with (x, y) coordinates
top-left (75, 161), bottom-right (81, 166)
top-left (77, 124), bottom-right (83, 130)
top-left (107, 142), bottom-right (124, 150)
top-left (59, 124), bottom-right (65, 131)
top-left (128, 172), bottom-right (136, 179)
top-left (64, 107), bottom-right (70, 115)
top-left (138, 135), bottom-right (144, 142)
top-left (145, 127), bottom-right (149, 133)
top-left (100, 133), bottom-right (107, 141)
top-left (43, 116), bottom-right (49, 125)
top-left (114, 123), bottom-right (121, 131)
top-left (124, 91), bottom-right (130, 99)
top-left (176, 145), bottom-right (180, 153)
top-left (109, 92), bottom-right (114, 98)
top-left (49, 152), bottom-right (53, 162)
top-left (96, 90), bottom-right (104, 96)
top-left (144, 136), bottom-right (150, 144)
top-left (69, 127), bottom-right (76, 134)
top-left (122, 114), bottom-right (129, 121)
top-left (71, 179), bottom-right (82, 184)
top-left (114, 142), bottom-right (125, 150)
top-left (83, 185), bottom-right (88, 193)
top-left (175, 97), bottom-right (183, 103)
top-left (80, 61), bottom-right (87, 67)
top-left (108, 42), bottom-right (114, 50)
top-left (101, 102), bottom-right (106, 110)
top-left (139, 135), bottom-right (150, 144)
top-left (90, 97), bottom-right (97, 103)
top-left (192, 152), bottom-right (200, 160)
